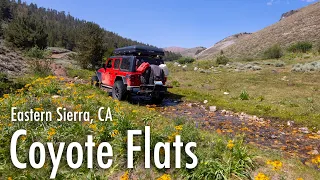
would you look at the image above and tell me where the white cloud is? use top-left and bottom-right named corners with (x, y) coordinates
top-left (267, 0), bottom-right (274, 5)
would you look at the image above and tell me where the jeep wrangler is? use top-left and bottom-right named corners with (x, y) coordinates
top-left (91, 45), bottom-right (169, 103)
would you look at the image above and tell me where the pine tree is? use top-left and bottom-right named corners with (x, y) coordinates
top-left (77, 22), bottom-right (105, 69)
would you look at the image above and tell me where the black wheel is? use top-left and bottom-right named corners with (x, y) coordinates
top-left (91, 76), bottom-right (100, 88)
top-left (112, 81), bottom-right (127, 100)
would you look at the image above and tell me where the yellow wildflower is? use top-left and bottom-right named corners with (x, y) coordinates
top-left (34, 107), bottom-right (44, 111)
top-left (266, 160), bottom-right (282, 171)
top-left (297, 178), bottom-right (304, 180)
top-left (157, 174), bottom-right (171, 180)
top-left (48, 128), bottom-right (56, 136)
top-left (120, 171), bottom-right (129, 180)
top-left (89, 124), bottom-right (97, 131)
top-left (3, 94), bottom-right (9, 98)
top-left (147, 107), bottom-right (156, 111)
top-left (132, 110), bottom-right (138, 113)
top-left (254, 173), bottom-right (270, 180)
top-left (85, 94), bottom-right (95, 99)
top-left (175, 125), bottom-right (183, 131)
top-left (8, 177), bottom-right (12, 180)
top-left (111, 129), bottom-right (119, 137)
top-left (21, 135), bottom-right (27, 141)
top-left (227, 140), bottom-right (235, 150)
top-left (311, 155), bottom-right (320, 167)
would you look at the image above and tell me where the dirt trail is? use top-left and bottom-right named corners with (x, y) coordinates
top-left (157, 100), bottom-right (320, 164)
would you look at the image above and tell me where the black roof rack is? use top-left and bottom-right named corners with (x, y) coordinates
top-left (113, 45), bottom-right (165, 56)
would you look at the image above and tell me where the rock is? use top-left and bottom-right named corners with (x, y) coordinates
top-left (223, 92), bottom-right (229, 95)
top-left (186, 103), bottom-right (193, 108)
top-left (182, 65), bottom-right (187, 68)
top-left (308, 150), bottom-right (319, 155)
top-left (252, 65), bottom-right (262, 71)
top-left (271, 135), bottom-right (277, 139)
top-left (317, 130), bottom-right (320, 135)
top-left (203, 100), bottom-right (208, 104)
top-left (221, 110), bottom-right (227, 115)
top-left (287, 121), bottom-right (294, 126)
top-left (194, 67), bottom-right (198, 71)
top-left (174, 62), bottom-right (180, 66)
top-left (51, 95), bottom-right (60, 99)
top-left (178, 64), bottom-right (181, 67)
top-left (209, 106), bottom-right (217, 112)
top-left (299, 127), bottom-right (309, 134)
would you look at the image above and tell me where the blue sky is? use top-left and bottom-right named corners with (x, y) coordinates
top-left (24, 0), bottom-right (317, 48)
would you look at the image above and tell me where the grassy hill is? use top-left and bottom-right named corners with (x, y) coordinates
top-left (198, 2), bottom-right (320, 60)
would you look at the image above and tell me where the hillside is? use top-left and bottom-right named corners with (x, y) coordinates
top-left (0, 38), bottom-right (28, 76)
top-left (164, 46), bottom-right (206, 58)
top-left (163, 46), bottom-right (187, 53)
top-left (196, 33), bottom-right (251, 59)
top-left (198, 2), bottom-right (320, 59)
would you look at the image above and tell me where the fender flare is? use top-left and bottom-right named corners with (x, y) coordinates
top-left (114, 76), bottom-right (127, 85)
top-left (96, 72), bottom-right (102, 82)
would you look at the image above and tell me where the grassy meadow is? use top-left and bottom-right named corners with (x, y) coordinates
top-left (168, 53), bottom-right (320, 129)
top-left (1, 75), bottom-right (319, 179)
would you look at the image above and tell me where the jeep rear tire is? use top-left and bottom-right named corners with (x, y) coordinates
top-left (91, 76), bottom-right (101, 88)
top-left (112, 81), bottom-right (127, 101)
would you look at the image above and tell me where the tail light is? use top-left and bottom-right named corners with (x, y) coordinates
top-left (126, 74), bottom-right (141, 86)
top-left (162, 77), bottom-right (167, 85)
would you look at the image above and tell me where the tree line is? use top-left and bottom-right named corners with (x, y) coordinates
top-left (0, 0), bottom-right (181, 68)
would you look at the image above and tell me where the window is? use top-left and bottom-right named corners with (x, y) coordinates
top-left (120, 57), bottom-right (131, 71)
top-left (106, 59), bottom-right (113, 68)
top-left (114, 59), bottom-right (120, 69)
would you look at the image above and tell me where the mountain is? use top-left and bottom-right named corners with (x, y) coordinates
top-left (164, 46), bottom-right (187, 53)
top-left (164, 46), bottom-right (206, 58)
top-left (197, 2), bottom-right (320, 60)
top-left (196, 33), bottom-right (251, 59)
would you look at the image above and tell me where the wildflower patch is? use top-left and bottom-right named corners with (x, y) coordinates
top-left (10, 126), bottom-right (198, 179)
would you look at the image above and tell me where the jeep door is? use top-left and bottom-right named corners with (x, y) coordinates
top-left (110, 58), bottom-right (121, 85)
top-left (102, 58), bottom-right (113, 86)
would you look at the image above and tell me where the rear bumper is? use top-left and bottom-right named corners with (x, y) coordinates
top-left (127, 85), bottom-right (167, 95)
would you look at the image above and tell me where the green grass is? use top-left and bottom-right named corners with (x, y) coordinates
top-left (66, 67), bottom-right (95, 79)
top-left (167, 56), bottom-right (320, 129)
top-left (1, 75), bottom-right (319, 179)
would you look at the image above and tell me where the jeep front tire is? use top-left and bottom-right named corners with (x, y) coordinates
top-left (112, 80), bottom-right (127, 100)
top-left (91, 76), bottom-right (101, 88)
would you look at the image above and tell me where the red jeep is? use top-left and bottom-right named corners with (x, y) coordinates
top-left (91, 45), bottom-right (169, 103)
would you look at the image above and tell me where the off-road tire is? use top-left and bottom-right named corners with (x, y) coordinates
top-left (91, 76), bottom-right (101, 88)
top-left (112, 80), bottom-right (127, 101)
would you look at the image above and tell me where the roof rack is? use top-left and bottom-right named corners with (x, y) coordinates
top-left (113, 45), bottom-right (165, 56)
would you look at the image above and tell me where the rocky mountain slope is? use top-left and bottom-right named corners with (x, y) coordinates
top-left (163, 46), bottom-right (187, 53)
top-left (0, 38), bottom-right (28, 77)
top-left (197, 2), bottom-right (320, 60)
top-left (164, 46), bottom-right (206, 57)
top-left (196, 33), bottom-right (251, 59)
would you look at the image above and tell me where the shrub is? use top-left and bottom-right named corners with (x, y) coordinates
top-left (263, 44), bottom-right (282, 59)
top-left (216, 55), bottom-right (229, 65)
top-left (287, 41), bottom-right (313, 53)
top-left (240, 90), bottom-right (249, 100)
top-left (25, 46), bottom-right (46, 59)
top-left (30, 59), bottom-right (52, 77)
top-left (177, 57), bottom-right (195, 64)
